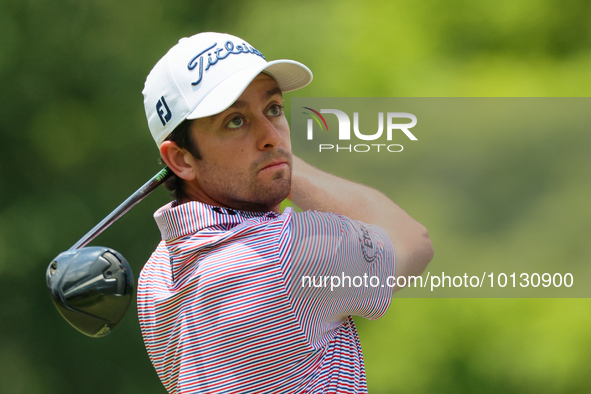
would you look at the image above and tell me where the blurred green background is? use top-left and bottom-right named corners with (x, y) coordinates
top-left (0, 0), bottom-right (590, 393)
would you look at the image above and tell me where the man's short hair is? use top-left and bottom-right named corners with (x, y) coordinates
top-left (162, 119), bottom-right (200, 201)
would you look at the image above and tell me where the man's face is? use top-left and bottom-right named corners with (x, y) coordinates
top-left (184, 73), bottom-right (291, 212)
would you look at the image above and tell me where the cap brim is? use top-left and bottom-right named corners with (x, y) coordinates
top-left (186, 59), bottom-right (313, 120)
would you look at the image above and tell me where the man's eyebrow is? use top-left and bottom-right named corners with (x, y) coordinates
top-left (266, 87), bottom-right (283, 100)
top-left (229, 100), bottom-right (247, 109)
top-left (207, 87), bottom-right (283, 122)
top-left (225, 87), bottom-right (281, 111)
top-left (207, 101), bottom-right (247, 122)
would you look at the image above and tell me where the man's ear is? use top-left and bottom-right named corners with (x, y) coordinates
top-left (159, 141), bottom-right (197, 181)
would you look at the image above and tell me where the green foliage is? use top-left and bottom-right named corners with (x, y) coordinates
top-left (1, 0), bottom-right (590, 393)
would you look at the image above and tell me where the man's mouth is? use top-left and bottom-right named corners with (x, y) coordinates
top-left (259, 160), bottom-right (289, 173)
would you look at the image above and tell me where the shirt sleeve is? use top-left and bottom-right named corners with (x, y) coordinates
top-left (281, 209), bottom-right (395, 348)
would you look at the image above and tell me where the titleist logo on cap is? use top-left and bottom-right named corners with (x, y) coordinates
top-left (187, 41), bottom-right (266, 86)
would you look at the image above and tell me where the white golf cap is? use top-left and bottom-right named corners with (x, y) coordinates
top-left (143, 32), bottom-right (313, 146)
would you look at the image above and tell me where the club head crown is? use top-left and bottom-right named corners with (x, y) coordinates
top-left (46, 246), bottom-right (134, 338)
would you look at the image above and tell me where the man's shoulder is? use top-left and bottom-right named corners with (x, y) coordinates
top-left (141, 241), bottom-right (169, 272)
top-left (137, 240), bottom-right (172, 295)
top-left (290, 209), bottom-right (357, 234)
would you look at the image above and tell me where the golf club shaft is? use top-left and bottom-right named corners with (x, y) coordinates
top-left (68, 167), bottom-right (173, 252)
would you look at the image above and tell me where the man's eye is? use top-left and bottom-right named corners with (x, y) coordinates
top-left (267, 104), bottom-right (283, 117)
top-left (226, 117), bottom-right (244, 129)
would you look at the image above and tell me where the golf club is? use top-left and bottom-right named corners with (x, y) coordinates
top-left (46, 167), bottom-right (172, 338)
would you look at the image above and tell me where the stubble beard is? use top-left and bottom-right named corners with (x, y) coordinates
top-left (199, 150), bottom-right (292, 213)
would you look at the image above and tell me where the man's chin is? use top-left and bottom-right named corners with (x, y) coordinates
top-left (258, 180), bottom-right (291, 208)
top-left (255, 179), bottom-right (291, 210)
top-left (220, 180), bottom-right (290, 213)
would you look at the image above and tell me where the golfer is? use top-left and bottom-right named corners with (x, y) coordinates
top-left (138, 32), bottom-right (433, 393)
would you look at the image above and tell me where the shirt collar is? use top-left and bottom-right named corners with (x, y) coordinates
top-left (154, 200), bottom-right (280, 240)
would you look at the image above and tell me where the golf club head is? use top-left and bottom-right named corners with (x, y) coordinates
top-left (46, 246), bottom-right (134, 338)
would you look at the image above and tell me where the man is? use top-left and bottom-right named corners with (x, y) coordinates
top-left (138, 32), bottom-right (433, 393)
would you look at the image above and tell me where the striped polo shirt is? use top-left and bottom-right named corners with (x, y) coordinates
top-left (138, 201), bottom-right (395, 393)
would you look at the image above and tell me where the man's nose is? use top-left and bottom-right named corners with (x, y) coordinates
top-left (254, 114), bottom-right (284, 150)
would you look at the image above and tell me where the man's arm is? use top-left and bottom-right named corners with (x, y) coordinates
top-left (290, 156), bottom-right (434, 287)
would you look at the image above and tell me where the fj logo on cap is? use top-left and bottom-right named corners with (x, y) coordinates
top-left (187, 41), bottom-right (266, 86)
top-left (156, 96), bottom-right (172, 126)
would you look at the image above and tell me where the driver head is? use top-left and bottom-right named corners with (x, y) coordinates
top-left (46, 246), bottom-right (134, 337)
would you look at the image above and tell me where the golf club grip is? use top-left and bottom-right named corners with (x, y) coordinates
top-left (68, 167), bottom-right (173, 251)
